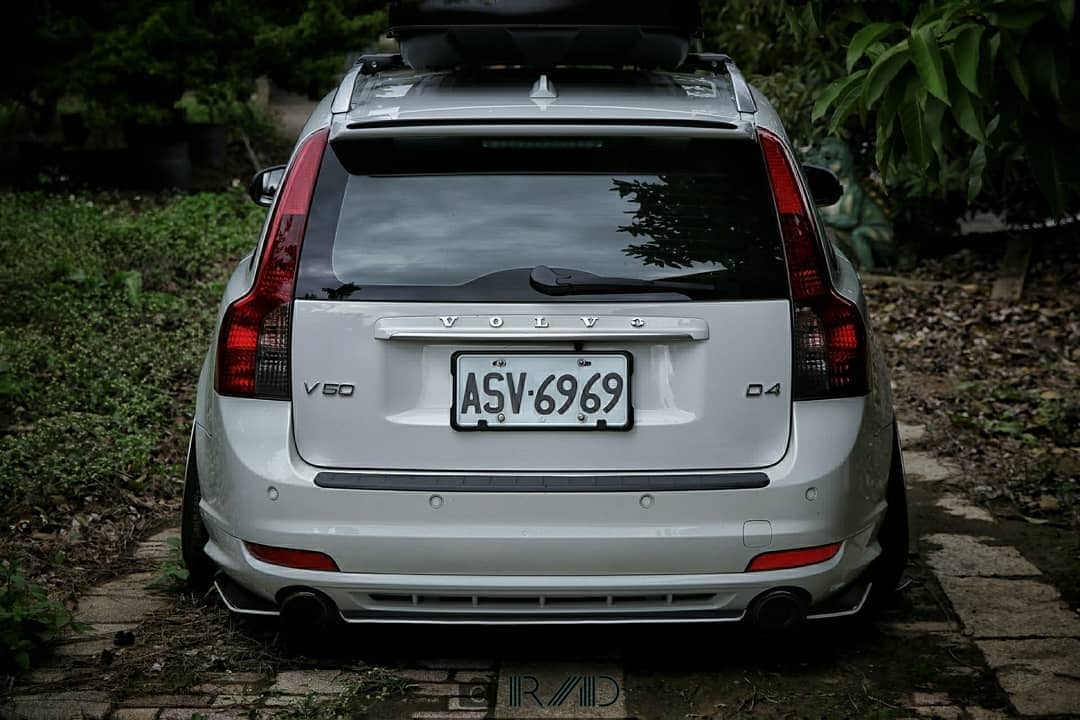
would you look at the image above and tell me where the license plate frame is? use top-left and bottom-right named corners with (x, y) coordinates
top-left (450, 351), bottom-right (634, 431)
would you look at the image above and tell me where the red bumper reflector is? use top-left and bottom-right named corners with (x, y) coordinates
top-left (245, 542), bottom-right (339, 572)
top-left (746, 542), bottom-right (841, 572)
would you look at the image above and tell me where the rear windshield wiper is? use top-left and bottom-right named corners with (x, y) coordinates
top-left (530, 265), bottom-right (717, 296)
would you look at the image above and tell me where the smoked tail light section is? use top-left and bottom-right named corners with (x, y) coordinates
top-left (759, 128), bottom-right (868, 400)
top-left (215, 128), bottom-right (330, 399)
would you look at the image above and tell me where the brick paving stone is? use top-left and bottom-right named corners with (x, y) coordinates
top-left (157, 711), bottom-right (244, 720)
top-left (452, 671), bottom-right (496, 684)
top-left (110, 710), bottom-right (160, 720)
top-left (268, 669), bottom-right (355, 695)
top-left (977, 637), bottom-right (1080, 716)
top-left (911, 706), bottom-right (962, 719)
top-left (117, 695), bottom-right (213, 708)
top-left (73, 594), bottom-right (167, 624)
top-left (2, 691), bottom-right (110, 720)
top-left (407, 683), bottom-right (468, 697)
top-left (395, 669), bottom-right (451, 683)
top-left (879, 621), bottom-right (959, 636)
top-left (416, 659), bottom-right (494, 670)
top-left (449, 696), bottom-right (492, 712)
top-left (924, 534), bottom-right (1041, 578)
top-left (964, 708), bottom-right (1010, 720)
top-left (83, 573), bottom-right (157, 598)
top-left (938, 576), bottom-right (1080, 638)
top-left (934, 495), bottom-right (996, 523)
top-left (52, 623), bottom-right (135, 658)
top-left (210, 695), bottom-right (261, 710)
top-left (910, 692), bottom-right (952, 706)
top-left (902, 451), bottom-right (956, 483)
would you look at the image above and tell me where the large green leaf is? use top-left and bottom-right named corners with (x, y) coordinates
top-left (828, 74), bottom-right (868, 133)
top-left (1028, 43), bottom-right (1063, 100)
top-left (863, 41), bottom-right (911, 107)
top-left (1055, 0), bottom-right (1076, 28)
top-left (812, 70), bottom-right (867, 122)
top-left (950, 25), bottom-right (984, 96)
top-left (950, 82), bottom-right (986, 142)
top-left (875, 116), bottom-right (899, 180)
top-left (910, 25), bottom-right (950, 104)
top-left (846, 22), bottom-right (901, 72)
top-left (923, 95), bottom-right (947, 164)
top-left (1025, 135), bottom-right (1067, 217)
top-left (990, 5), bottom-right (1051, 29)
top-left (877, 79), bottom-right (906, 130)
top-left (900, 92), bottom-right (932, 169)
top-left (968, 143), bottom-right (987, 201)
top-left (1001, 42), bottom-right (1030, 99)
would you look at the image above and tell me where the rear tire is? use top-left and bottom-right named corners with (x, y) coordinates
top-left (864, 423), bottom-right (910, 616)
top-left (181, 429), bottom-right (216, 591)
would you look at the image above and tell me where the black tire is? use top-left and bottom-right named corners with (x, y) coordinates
top-left (181, 429), bottom-right (217, 591)
top-left (864, 423), bottom-right (910, 616)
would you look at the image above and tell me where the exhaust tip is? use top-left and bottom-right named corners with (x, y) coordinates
top-left (749, 589), bottom-right (808, 631)
top-left (279, 589), bottom-right (334, 633)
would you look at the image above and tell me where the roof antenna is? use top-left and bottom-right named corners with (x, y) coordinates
top-left (530, 73), bottom-right (558, 110)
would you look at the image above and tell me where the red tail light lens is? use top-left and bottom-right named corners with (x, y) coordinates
top-left (746, 542), bottom-right (841, 572)
top-left (759, 128), bottom-right (867, 399)
top-left (216, 128), bottom-right (329, 398)
top-left (245, 542), bottom-right (339, 572)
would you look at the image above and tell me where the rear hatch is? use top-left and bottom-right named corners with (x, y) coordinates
top-left (290, 131), bottom-right (792, 472)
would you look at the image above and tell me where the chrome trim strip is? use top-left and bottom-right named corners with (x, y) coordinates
top-left (213, 579), bottom-right (280, 617)
top-left (374, 315), bottom-right (709, 342)
top-left (338, 612), bottom-right (746, 625)
top-left (806, 581), bottom-right (872, 620)
top-left (378, 330), bottom-right (705, 342)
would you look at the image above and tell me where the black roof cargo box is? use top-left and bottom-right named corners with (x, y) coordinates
top-left (387, 0), bottom-right (703, 70)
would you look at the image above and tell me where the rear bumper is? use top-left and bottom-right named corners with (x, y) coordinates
top-left (206, 528), bottom-right (875, 624)
top-left (195, 388), bottom-right (894, 621)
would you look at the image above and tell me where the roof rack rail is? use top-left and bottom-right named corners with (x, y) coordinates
top-left (680, 53), bottom-right (757, 114)
top-left (331, 54), bottom-right (411, 114)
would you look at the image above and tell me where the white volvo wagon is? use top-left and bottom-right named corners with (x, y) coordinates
top-left (181, 4), bottom-right (908, 633)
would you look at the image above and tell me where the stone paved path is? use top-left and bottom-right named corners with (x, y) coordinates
top-left (900, 424), bottom-right (1080, 717)
top-left (2, 423), bottom-right (1078, 719)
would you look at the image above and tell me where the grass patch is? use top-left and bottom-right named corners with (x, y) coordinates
top-left (0, 190), bottom-right (263, 665)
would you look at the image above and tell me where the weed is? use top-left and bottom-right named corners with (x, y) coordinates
top-left (152, 537), bottom-right (191, 591)
top-left (0, 559), bottom-right (87, 671)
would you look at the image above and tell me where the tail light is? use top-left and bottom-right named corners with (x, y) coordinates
top-left (215, 128), bottom-right (329, 399)
top-left (758, 128), bottom-right (867, 399)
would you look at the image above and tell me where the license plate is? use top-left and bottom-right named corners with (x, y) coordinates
top-left (452, 352), bottom-right (633, 430)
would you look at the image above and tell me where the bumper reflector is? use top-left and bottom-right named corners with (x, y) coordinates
top-left (244, 542), bottom-right (340, 572)
top-left (746, 542), bottom-right (841, 572)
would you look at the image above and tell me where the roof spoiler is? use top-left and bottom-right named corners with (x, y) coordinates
top-left (331, 52), bottom-right (756, 118)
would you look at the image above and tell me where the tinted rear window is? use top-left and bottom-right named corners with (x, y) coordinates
top-left (297, 136), bottom-right (786, 301)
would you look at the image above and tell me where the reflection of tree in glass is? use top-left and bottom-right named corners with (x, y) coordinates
top-left (613, 174), bottom-right (780, 273)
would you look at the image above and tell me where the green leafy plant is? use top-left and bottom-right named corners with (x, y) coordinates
top-left (812, 0), bottom-right (1079, 217)
top-left (152, 537), bottom-right (191, 590)
top-left (0, 560), bottom-right (85, 670)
